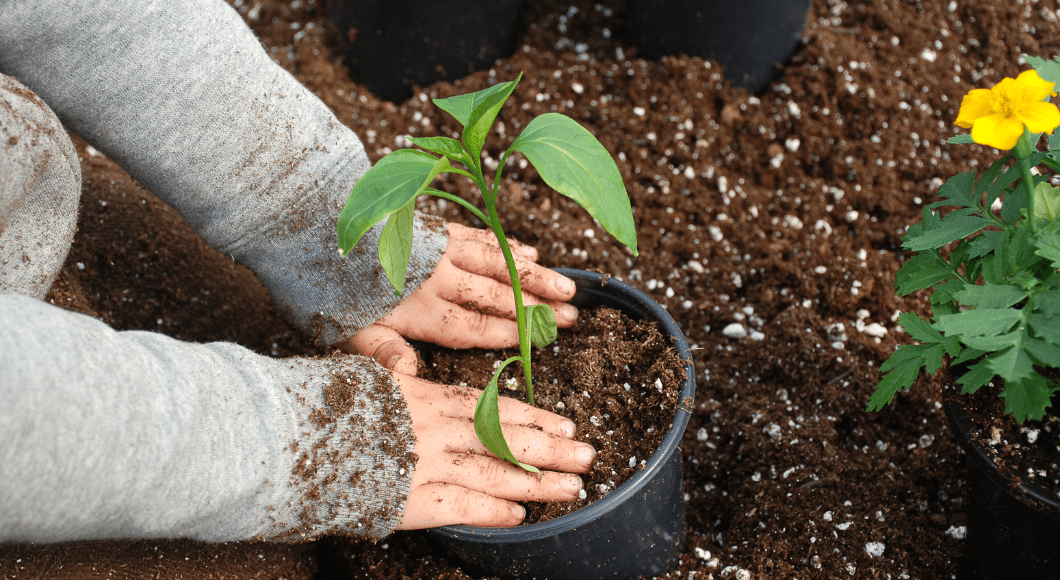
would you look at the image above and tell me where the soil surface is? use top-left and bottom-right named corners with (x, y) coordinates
top-left (4, 0), bottom-right (1059, 578)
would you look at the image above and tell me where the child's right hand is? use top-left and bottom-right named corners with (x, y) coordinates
top-left (391, 372), bottom-right (593, 529)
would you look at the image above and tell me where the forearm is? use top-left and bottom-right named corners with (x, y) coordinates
top-left (0, 0), bottom-right (447, 344)
top-left (0, 294), bottom-right (414, 542)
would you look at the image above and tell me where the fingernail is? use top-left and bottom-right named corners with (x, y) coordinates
top-left (576, 444), bottom-right (595, 467)
top-left (560, 303), bottom-right (578, 323)
top-left (554, 276), bottom-right (576, 295)
top-left (512, 504), bottom-right (526, 520)
top-left (563, 475), bottom-right (583, 492)
top-left (559, 420), bottom-right (576, 438)
top-left (385, 354), bottom-right (402, 368)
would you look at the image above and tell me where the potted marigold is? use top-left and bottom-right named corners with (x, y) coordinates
top-left (869, 60), bottom-right (1060, 579)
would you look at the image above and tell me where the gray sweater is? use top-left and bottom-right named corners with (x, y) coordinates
top-left (0, 0), bottom-right (448, 542)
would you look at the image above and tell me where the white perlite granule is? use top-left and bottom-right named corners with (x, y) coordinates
top-left (865, 542), bottom-right (886, 557)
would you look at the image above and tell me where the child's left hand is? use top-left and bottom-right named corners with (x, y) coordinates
top-left (337, 223), bottom-right (579, 375)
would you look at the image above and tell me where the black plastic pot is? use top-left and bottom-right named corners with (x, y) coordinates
top-left (426, 269), bottom-right (696, 580)
top-left (624, 0), bottom-right (812, 93)
top-left (328, 0), bottom-right (524, 103)
top-left (943, 394), bottom-right (1060, 579)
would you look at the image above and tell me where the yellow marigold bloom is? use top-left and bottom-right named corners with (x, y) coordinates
top-left (955, 70), bottom-right (1060, 150)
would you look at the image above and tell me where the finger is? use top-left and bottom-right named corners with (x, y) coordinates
top-left (448, 237), bottom-right (576, 302)
top-left (443, 422), bottom-right (595, 473)
top-left (396, 483), bottom-right (525, 529)
top-left (434, 454), bottom-right (583, 502)
top-left (342, 325), bottom-right (419, 376)
top-left (438, 269), bottom-right (577, 323)
top-left (411, 380), bottom-right (577, 439)
top-left (399, 294), bottom-right (522, 349)
top-left (447, 222), bottom-right (538, 260)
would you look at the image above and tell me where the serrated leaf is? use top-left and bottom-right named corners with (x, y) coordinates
top-left (474, 358), bottom-right (542, 476)
top-left (952, 346), bottom-right (986, 366)
top-left (1034, 182), bottom-right (1060, 223)
top-left (902, 208), bottom-right (990, 252)
top-left (1001, 179), bottom-right (1029, 225)
top-left (337, 150), bottom-right (450, 254)
top-left (947, 134), bottom-right (976, 145)
top-left (952, 283), bottom-right (1029, 309)
top-left (378, 198), bottom-right (416, 294)
top-left (999, 372), bottom-right (1054, 423)
top-left (406, 136), bottom-right (475, 169)
top-left (986, 341), bottom-right (1035, 384)
top-left (434, 75), bottom-right (522, 164)
top-left (930, 277), bottom-right (966, 311)
top-left (510, 113), bottom-right (638, 254)
top-left (960, 330), bottom-right (1022, 351)
top-left (868, 344), bottom-right (937, 411)
top-left (897, 312), bottom-right (942, 343)
top-left (1034, 223), bottom-right (1060, 269)
top-left (933, 308), bottom-right (1022, 337)
top-left (1030, 311), bottom-right (1060, 346)
top-left (1034, 289), bottom-right (1060, 320)
top-left (895, 252), bottom-right (952, 295)
top-left (936, 170), bottom-right (977, 208)
top-left (968, 229), bottom-right (1001, 259)
top-left (957, 357), bottom-right (995, 394)
top-left (526, 304), bottom-right (558, 348)
top-left (1025, 335), bottom-right (1060, 365)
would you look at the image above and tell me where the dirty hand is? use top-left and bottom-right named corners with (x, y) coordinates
top-left (339, 223), bottom-right (579, 376)
top-left (392, 373), bottom-right (593, 529)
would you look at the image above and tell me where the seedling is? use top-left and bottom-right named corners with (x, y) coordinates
top-left (337, 74), bottom-right (638, 472)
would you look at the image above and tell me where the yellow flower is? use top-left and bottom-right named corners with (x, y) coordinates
top-left (955, 70), bottom-right (1060, 150)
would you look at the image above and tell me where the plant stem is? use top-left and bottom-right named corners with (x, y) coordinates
top-left (426, 188), bottom-right (491, 225)
top-left (1015, 130), bottom-right (1038, 232)
top-left (483, 197), bottom-right (534, 405)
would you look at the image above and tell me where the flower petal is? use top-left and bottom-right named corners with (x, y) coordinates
top-left (971, 114), bottom-right (1024, 150)
top-left (1018, 100), bottom-right (1060, 134)
top-left (955, 88), bottom-right (995, 128)
top-left (1013, 69), bottom-right (1056, 103)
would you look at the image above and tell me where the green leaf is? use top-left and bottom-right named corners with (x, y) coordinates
top-left (957, 357), bottom-right (995, 394)
top-left (960, 330), bottom-right (1022, 351)
top-left (946, 134), bottom-right (975, 145)
top-left (968, 230), bottom-right (1001, 259)
top-left (510, 113), bottom-right (638, 254)
top-left (897, 311), bottom-right (942, 343)
top-left (952, 283), bottom-right (1029, 309)
top-left (1034, 289), bottom-right (1060, 320)
top-left (933, 308), bottom-right (1022, 337)
top-left (895, 252), bottom-right (952, 295)
top-left (999, 372), bottom-right (1055, 423)
top-left (378, 198), bottom-right (416, 294)
top-left (474, 357), bottom-right (541, 476)
top-left (930, 277), bottom-right (967, 313)
top-left (935, 170), bottom-right (978, 209)
top-left (902, 208), bottom-right (990, 252)
top-left (434, 75), bottom-right (522, 164)
top-left (952, 346), bottom-right (986, 366)
top-left (1025, 335), bottom-right (1060, 365)
top-left (1027, 55), bottom-right (1060, 86)
top-left (1034, 221), bottom-right (1060, 269)
top-left (407, 135), bottom-right (475, 169)
top-left (1001, 179), bottom-right (1029, 224)
top-left (1030, 310), bottom-right (1060, 345)
top-left (337, 150), bottom-right (450, 254)
top-left (867, 344), bottom-right (939, 411)
top-left (1034, 182), bottom-right (1060, 223)
top-left (987, 342), bottom-right (1035, 384)
top-left (526, 304), bottom-right (558, 348)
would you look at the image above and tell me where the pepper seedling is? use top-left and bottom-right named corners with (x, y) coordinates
top-left (337, 74), bottom-right (638, 473)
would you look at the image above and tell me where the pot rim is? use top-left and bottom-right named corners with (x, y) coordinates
top-left (943, 389), bottom-right (1060, 516)
top-left (429, 268), bottom-right (696, 542)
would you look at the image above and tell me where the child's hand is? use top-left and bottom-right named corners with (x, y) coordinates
top-left (391, 372), bottom-right (592, 529)
top-left (339, 223), bottom-right (579, 375)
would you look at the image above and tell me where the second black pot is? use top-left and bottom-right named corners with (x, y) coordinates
top-left (624, 0), bottom-right (812, 93)
top-left (944, 393), bottom-right (1060, 579)
top-left (426, 269), bottom-right (696, 579)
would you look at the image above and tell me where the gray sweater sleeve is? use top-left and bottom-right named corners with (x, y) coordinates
top-left (0, 0), bottom-right (448, 346)
top-left (0, 293), bottom-right (415, 542)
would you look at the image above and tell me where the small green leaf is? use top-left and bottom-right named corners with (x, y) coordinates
top-left (337, 150), bottom-right (450, 254)
top-left (526, 304), bottom-right (558, 348)
top-left (930, 277), bottom-right (967, 313)
top-left (867, 344), bottom-right (938, 411)
top-left (1034, 182), bottom-right (1060, 223)
top-left (897, 312), bottom-right (942, 343)
top-left (999, 372), bottom-right (1055, 423)
top-left (1001, 179), bottom-right (1029, 225)
top-left (1027, 55), bottom-right (1060, 86)
top-left (967, 230), bottom-right (1001, 259)
top-left (946, 134), bottom-right (976, 145)
top-left (960, 330), bottom-right (1022, 351)
top-left (933, 308), bottom-right (1022, 337)
top-left (936, 170), bottom-right (977, 208)
top-left (1034, 289), bottom-right (1060, 321)
top-left (987, 342), bottom-right (1035, 384)
top-left (895, 252), bottom-right (953, 295)
top-left (952, 346), bottom-right (986, 366)
top-left (474, 357), bottom-right (542, 476)
top-left (1025, 335), bottom-right (1060, 365)
top-left (378, 198), bottom-right (416, 294)
top-left (1035, 221), bottom-right (1060, 269)
top-left (434, 75), bottom-right (522, 164)
top-left (957, 357), bottom-right (995, 394)
top-left (903, 208), bottom-right (990, 252)
top-left (407, 136), bottom-right (475, 169)
top-left (952, 283), bottom-right (1029, 309)
top-left (510, 113), bottom-right (638, 254)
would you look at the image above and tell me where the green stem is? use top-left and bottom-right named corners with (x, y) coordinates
top-left (483, 199), bottom-right (534, 405)
top-left (425, 188), bottom-right (491, 225)
top-left (1014, 130), bottom-right (1038, 232)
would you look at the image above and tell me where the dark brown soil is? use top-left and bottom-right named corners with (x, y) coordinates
top-left (5, 0), bottom-right (1060, 578)
top-left (419, 306), bottom-right (686, 524)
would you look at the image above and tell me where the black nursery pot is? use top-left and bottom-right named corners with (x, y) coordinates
top-left (943, 395), bottom-right (1060, 579)
top-left (328, 0), bottom-right (524, 103)
top-left (624, 0), bottom-right (812, 93)
top-left (426, 269), bottom-right (696, 580)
